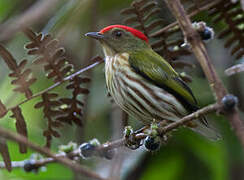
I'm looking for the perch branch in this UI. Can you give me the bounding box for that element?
[164,0,244,148]
[0,126,106,180]
[0,103,220,172]
[99,103,220,152]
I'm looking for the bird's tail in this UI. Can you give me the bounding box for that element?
[191,118,221,140]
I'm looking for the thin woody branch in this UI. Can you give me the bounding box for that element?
[164,0,244,148]
[0,149,80,169]
[0,0,242,177]
[164,0,227,102]
[0,56,103,119]
[0,103,220,172]
[151,0,221,37]
[0,126,106,180]
[159,103,220,134]
[225,64,244,76]
[99,103,220,152]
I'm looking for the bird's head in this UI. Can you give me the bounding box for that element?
[85,25,150,56]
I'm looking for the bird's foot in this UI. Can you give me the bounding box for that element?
[123,126,142,150]
[143,122,162,151]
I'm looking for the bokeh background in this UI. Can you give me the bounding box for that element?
[0,0,243,180]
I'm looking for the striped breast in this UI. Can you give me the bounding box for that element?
[105,52,188,124]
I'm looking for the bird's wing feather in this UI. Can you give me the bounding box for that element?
[128,49,198,113]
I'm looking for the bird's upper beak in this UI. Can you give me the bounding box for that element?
[85,32,104,40]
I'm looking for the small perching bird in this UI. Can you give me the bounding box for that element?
[85,25,219,140]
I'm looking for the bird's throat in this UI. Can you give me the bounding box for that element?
[101,43,117,57]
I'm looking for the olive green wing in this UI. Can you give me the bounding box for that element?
[128,49,198,113]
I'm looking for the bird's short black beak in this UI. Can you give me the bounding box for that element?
[85,32,104,40]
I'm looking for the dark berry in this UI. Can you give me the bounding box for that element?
[199,28,213,40]
[144,136,160,151]
[23,160,38,172]
[221,94,238,111]
[79,143,96,158]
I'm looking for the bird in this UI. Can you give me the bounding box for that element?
[85,25,219,140]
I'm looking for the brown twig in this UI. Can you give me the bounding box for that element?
[225,64,244,76]
[160,103,220,133]
[0,103,220,173]
[151,0,221,37]
[98,103,220,152]
[164,0,244,148]
[0,149,80,169]
[165,0,227,101]
[2,57,103,117]
[0,126,106,180]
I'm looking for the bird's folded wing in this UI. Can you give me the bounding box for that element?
[128,49,198,113]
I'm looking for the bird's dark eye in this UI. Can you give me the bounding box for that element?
[113,30,123,38]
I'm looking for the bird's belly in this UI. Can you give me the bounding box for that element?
[105,54,187,124]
